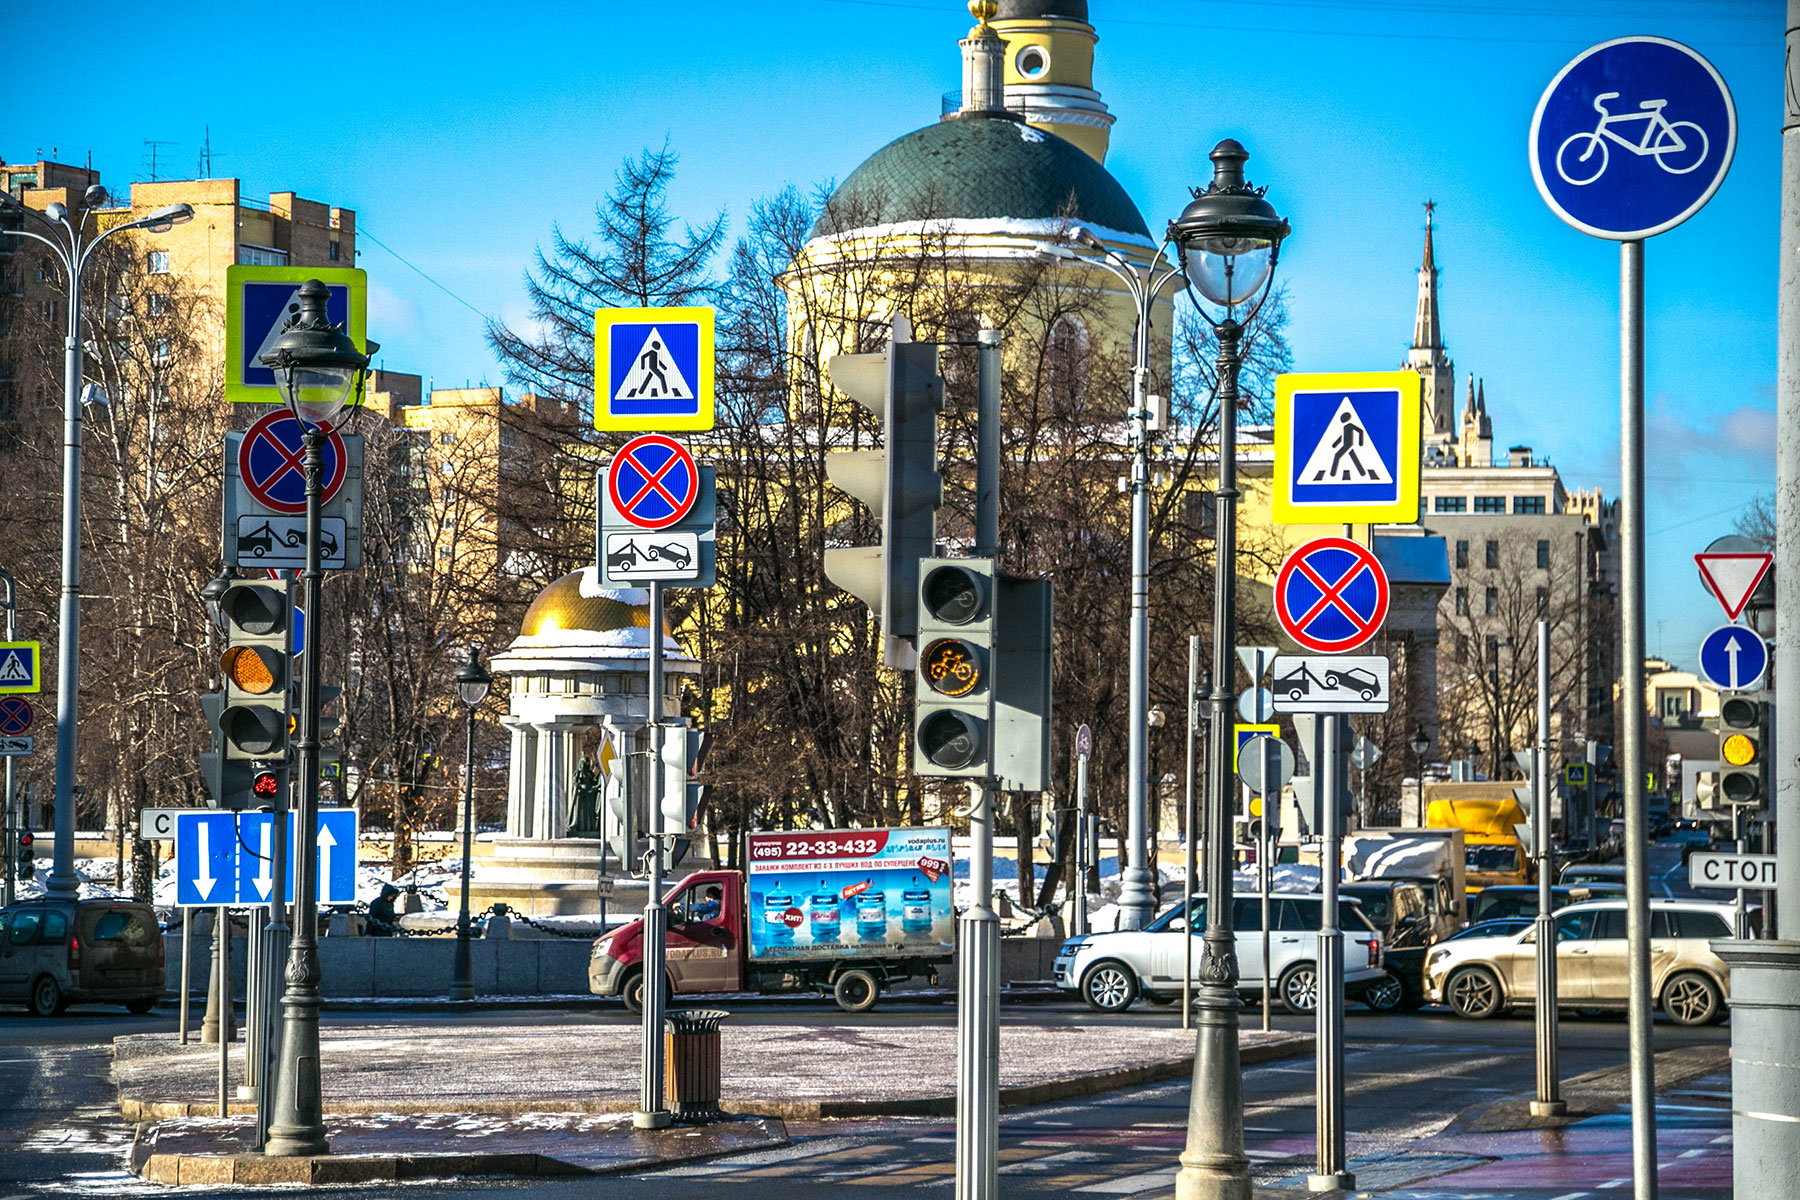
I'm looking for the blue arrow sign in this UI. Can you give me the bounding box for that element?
[237,812,278,905]
[1530,37,1736,241]
[174,812,239,907]
[1698,624,1767,692]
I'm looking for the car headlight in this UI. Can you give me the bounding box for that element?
[593,936,614,959]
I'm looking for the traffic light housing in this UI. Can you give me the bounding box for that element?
[1719,696,1769,808]
[660,726,709,868]
[16,829,32,881]
[202,579,292,810]
[823,321,944,670]
[912,557,1053,789]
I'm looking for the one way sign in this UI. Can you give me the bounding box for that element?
[173,809,359,906]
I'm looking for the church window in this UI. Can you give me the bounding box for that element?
[1015,44,1050,79]
[1434,496,1464,513]
[1474,496,1505,513]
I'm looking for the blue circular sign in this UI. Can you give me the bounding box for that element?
[607,434,698,530]
[238,412,347,515]
[1697,623,1767,693]
[1530,37,1735,240]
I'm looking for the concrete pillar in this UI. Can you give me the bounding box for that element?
[1714,941,1800,1194]
[533,721,571,842]
[503,720,533,837]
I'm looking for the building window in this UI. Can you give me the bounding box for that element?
[239,244,289,267]
[153,337,170,361]
[1485,587,1499,615]
[1455,540,1468,569]
[147,293,169,317]
[1537,539,1550,569]
[1474,496,1506,513]
[1455,588,1468,615]
[1045,314,1088,416]
[1015,44,1050,79]
[1661,693,1689,719]
[1485,540,1499,569]
[328,241,340,261]
[1536,587,1548,615]
[1514,495,1546,514]
[38,299,57,324]
[1434,495,1465,513]
[147,250,170,274]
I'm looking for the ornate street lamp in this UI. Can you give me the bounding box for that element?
[260,280,375,1157]
[449,647,492,1002]
[1167,139,1288,1200]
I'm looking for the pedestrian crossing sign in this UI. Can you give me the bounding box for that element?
[593,306,714,431]
[0,642,41,694]
[223,266,368,404]
[1272,370,1421,525]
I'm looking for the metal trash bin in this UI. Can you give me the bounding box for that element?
[664,1009,730,1121]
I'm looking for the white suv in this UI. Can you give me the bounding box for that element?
[1054,893,1385,1014]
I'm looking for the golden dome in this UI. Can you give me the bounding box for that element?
[517,570,658,639]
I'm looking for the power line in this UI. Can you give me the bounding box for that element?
[356,225,493,324]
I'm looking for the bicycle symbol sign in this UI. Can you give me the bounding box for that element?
[1531,36,1736,240]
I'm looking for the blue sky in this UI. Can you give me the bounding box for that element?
[3,0,1783,668]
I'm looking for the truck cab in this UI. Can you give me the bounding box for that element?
[590,870,744,1008]
[1425,787,1534,892]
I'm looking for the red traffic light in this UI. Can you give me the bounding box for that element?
[251,770,280,799]
[18,831,32,847]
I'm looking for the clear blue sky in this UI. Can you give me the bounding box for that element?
[4,0,1784,668]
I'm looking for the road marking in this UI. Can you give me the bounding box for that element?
[1075,1168,1178,1193]
[1547,1192,1592,1200]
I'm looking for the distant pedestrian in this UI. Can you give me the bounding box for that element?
[369,884,400,937]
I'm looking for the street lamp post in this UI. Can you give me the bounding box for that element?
[1167,139,1289,1200]
[0,187,192,901]
[259,280,376,1157]
[450,647,492,1003]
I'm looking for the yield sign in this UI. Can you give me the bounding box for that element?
[607,434,699,530]
[238,412,348,515]
[1695,552,1771,620]
[1273,537,1390,654]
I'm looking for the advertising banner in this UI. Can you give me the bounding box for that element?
[744,827,953,962]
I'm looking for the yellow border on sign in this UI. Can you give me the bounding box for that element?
[0,641,42,694]
[593,306,716,432]
[1272,370,1422,525]
[225,266,369,404]
[1233,723,1280,771]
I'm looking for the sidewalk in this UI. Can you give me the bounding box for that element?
[115,1020,1312,1121]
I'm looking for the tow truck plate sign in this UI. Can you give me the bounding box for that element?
[1269,654,1391,714]
[1688,851,1776,891]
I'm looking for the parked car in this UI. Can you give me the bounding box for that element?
[0,899,164,1016]
[1444,917,1533,942]
[1424,899,1735,1025]
[1468,885,1572,926]
[1559,863,1626,889]
[1339,881,1432,1011]
[1053,893,1384,1015]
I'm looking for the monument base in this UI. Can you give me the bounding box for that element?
[469,837,715,916]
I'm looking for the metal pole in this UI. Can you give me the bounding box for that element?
[1119,293,1156,930]
[179,913,192,1044]
[1776,0,1800,945]
[241,916,260,1100]
[1176,318,1250,1200]
[1261,738,1273,1035]
[450,703,476,1001]
[266,425,330,1156]
[1618,238,1658,1200]
[1310,714,1352,1191]
[1074,750,1089,938]
[1,567,14,910]
[1183,637,1199,1029]
[975,329,1001,559]
[203,906,225,1043]
[1533,621,1566,1117]
[46,249,83,903]
[257,715,292,1150]
[635,580,671,1129]
[956,778,999,1200]
[218,907,231,1117]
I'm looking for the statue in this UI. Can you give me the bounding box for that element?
[569,756,602,837]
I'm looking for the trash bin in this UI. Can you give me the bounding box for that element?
[664,1009,730,1121]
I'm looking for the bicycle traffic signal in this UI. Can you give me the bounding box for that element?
[1718,696,1770,808]
[202,579,292,810]
[823,318,944,670]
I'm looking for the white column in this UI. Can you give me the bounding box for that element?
[533,721,570,842]
[502,720,532,837]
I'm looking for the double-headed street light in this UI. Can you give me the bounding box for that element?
[1167,139,1288,1200]
[260,279,375,1158]
[0,187,192,901]
[450,647,492,1003]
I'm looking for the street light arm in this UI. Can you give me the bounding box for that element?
[0,223,75,268]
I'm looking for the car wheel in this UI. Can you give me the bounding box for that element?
[1081,961,1138,1013]
[1363,971,1404,1012]
[29,975,64,1018]
[620,971,668,1015]
[1661,971,1723,1027]
[833,969,880,1014]
[125,998,157,1015]
[1445,966,1503,1019]
[1278,963,1319,1015]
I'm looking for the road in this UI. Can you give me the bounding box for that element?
[0,999,1730,1199]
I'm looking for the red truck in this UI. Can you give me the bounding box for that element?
[588,828,955,1013]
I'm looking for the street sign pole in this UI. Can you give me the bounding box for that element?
[1075,724,1092,939]
[1310,712,1352,1192]
[1532,621,1567,1118]
[1261,735,1274,1036]
[635,579,671,1130]
[956,777,1001,1200]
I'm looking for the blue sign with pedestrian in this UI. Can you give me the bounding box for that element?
[592,306,716,432]
[1530,36,1736,240]
[240,281,351,390]
[1290,391,1400,505]
[174,812,239,907]
[1698,623,1767,693]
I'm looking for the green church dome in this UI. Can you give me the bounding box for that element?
[815,113,1150,240]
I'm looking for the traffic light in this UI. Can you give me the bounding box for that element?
[660,726,709,868]
[202,579,292,810]
[16,830,32,881]
[823,319,944,670]
[1719,696,1769,808]
[602,729,637,866]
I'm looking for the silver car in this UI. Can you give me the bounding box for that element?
[1424,898,1733,1025]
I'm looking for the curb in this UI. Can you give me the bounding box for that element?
[119,1035,1314,1123]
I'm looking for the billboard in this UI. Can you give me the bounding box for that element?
[744,827,953,962]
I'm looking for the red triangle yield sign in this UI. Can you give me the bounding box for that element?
[1694,552,1772,620]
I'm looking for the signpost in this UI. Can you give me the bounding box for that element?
[597,456,717,589]
[172,809,358,907]
[593,307,715,432]
[224,419,364,571]
[0,698,31,735]
[1697,624,1769,693]
[1531,38,1736,1200]
[1074,723,1091,939]
[1273,538,1390,654]
[1271,371,1422,525]
[1688,851,1776,891]
[1270,655,1391,714]
[0,736,31,757]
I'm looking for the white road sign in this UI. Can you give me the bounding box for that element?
[0,735,32,756]
[1237,735,1295,794]
[1688,851,1775,890]
[139,807,196,840]
[603,531,702,581]
[234,516,348,570]
[1270,655,1391,714]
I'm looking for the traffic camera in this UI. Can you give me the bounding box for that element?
[1718,696,1769,808]
[823,319,944,670]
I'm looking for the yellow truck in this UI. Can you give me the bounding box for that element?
[1424,784,1533,893]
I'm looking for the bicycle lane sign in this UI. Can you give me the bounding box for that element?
[1530,36,1735,240]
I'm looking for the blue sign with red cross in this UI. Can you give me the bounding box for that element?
[237,412,348,515]
[1273,537,1390,655]
[607,434,699,530]
[0,697,31,735]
